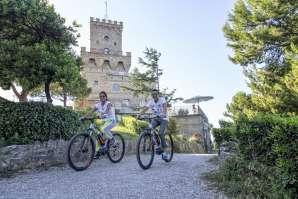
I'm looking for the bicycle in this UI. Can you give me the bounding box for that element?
[136,114,174,170]
[67,117,125,171]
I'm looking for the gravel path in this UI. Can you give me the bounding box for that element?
[0,154,227,199]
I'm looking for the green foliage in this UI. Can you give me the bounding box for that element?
[212,127,236,149]
[116,115,148,135]
[236,114,298,193]
[223,0,297,67]
[212,120,235,148]
[223,0,298,117]
[167,118,179,135]
[123,47,182,104]
[211,114,298,198]
[213,1,298,197]
[207,156,292,199]
[0,101,80,146]
[0,0,80,102]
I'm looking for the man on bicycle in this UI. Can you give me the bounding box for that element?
[140,89,168,156]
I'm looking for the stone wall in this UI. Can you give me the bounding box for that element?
[0,138,204,175]
[0,140,68,176]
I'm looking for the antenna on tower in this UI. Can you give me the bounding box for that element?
[104,0,108,19]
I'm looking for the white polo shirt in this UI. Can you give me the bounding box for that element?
[146,97,168,120]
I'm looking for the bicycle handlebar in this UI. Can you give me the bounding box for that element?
[79,116,98,122]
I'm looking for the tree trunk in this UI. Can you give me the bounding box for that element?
[19,91,28,102]
[45,81,53,104]
[11,83,28,102]
[63,92,67,107]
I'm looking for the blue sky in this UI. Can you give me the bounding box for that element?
[0,0,250,127]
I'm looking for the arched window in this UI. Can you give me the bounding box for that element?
[104,35,109,41]
[102,60,111,70]
[93,80,99,87]
[89,58,96,66]
[116,61,125,71]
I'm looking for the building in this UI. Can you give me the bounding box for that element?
[79,17,137,112]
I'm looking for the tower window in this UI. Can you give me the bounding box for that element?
[104,35,109,41]
[102,60,111,70]
[114,42,117,46]
[112,83,120,92]
[89,58,96,66]
[93,80,99,86]
[122,99,130,107]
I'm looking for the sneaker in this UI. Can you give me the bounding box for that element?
[155,146,163,155]
[161,152,169,161]
[94,150,101,159]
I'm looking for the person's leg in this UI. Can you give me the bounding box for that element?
[101,119,116,140]
[150,118,164,154]
[150,118,159,130]
[158,118,168,149]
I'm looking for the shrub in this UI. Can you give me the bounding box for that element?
[210,114,298,197]
[236,114,298,195]
[117,115,148,134]
[0,101,80,146]
[212,125,236,148]
[167,117,179,135]
[207,156,292,198]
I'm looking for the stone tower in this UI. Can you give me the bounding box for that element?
[79,17,136,112]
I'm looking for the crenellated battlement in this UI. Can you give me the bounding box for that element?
[90,17,123,28]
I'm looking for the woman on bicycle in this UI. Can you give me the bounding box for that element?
[84,91,116,151]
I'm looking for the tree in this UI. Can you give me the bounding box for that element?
[124,48,161,97]
[123,47,182,104]
[223,0,298,117]
[0,0,79,102]
[31,55,91,107]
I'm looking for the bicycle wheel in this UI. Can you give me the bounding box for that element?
[136,131,154,170]
[107,132,125,163]
[67,133,95,171]
[162,134,174,162]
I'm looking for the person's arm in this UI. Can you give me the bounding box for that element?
[139,106,149,115]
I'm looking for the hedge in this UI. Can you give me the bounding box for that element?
[236,114,298,195]
[0,101,80,146]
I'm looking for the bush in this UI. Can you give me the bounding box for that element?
[210,114,298,198]
[207,156,292,198]
[167,117,179,135]
[117,115,148,134]
[236,114,298,195]
[0,101,80,146]
[212,124,236,148]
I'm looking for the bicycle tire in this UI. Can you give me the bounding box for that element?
[107,132,125,163]
[67,133,95,171]
[163,134,174,162]
[136,132,155,170]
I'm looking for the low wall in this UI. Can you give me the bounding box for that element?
[0,138,204,175]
